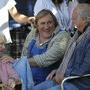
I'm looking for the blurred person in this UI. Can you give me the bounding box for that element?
[0,33,19,90]
[0,0,34,43]
[0,33,34,90]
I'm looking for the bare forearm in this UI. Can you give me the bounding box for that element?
[9,6,35,25]
[13,13,29,24]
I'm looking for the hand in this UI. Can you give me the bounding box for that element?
[0,55,14,63]
[28,17,35,25]
[8,78,16,88]
[53,70,64,84]
[4,78,15,88]
[46,69,57,80]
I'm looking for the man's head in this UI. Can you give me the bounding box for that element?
[72,4,90,33]
[0,33,7,57]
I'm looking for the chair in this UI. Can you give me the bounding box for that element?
[61,74,90,90]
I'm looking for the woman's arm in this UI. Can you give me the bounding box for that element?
[30,31,70,67]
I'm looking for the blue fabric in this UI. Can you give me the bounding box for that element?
[28,39,59,84]
[32,80,57,90]
[28,39,52,84]
[47,82,79,90]
[28,39,48,57]
[31,66,54,85]
[12,56,34,90]
[32,80,79,90]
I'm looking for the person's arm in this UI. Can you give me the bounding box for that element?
[46,68,64,84]
[28,57,39,67]
[29,31,70,67]
[0,55,14,63]
[53,69,64,84]
[46,69,57,80]
[9,6,35,24]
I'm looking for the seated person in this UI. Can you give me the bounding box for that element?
[0,33,34,90]
[0,33,19,90]
[22,9,71,85]
[31,4,90,90]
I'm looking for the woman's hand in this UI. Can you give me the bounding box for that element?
[53,70,64,84]
[0,55,14,63]
[28,16,35,25]
[46,69,57,80]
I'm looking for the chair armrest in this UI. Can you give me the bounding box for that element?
[61,74,90,90]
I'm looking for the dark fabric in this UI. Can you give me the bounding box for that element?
[28,0,36,16]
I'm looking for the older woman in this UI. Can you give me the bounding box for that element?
[22,9,71,84]
[0,33,34,90]
[0,33,19,90]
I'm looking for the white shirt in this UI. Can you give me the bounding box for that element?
[0,0,16,43]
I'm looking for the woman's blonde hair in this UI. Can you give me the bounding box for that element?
[0,33,7,43]
[35,9,58,27]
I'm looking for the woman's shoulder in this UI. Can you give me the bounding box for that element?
[53,31,71,43]
[57,30,70,37]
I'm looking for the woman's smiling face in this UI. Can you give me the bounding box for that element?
[37,14,56,39]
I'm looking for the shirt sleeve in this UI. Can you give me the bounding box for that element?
[7,0,16,10]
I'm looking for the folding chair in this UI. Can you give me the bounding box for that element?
[61,74,90,90]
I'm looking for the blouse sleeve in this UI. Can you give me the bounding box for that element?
[7,0,16,10]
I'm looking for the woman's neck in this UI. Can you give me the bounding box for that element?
[39,36,49,44]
